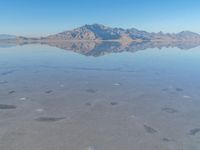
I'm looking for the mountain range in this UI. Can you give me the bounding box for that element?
[44,24,200,41]
[1,24,200,42]
[1,24,200,57]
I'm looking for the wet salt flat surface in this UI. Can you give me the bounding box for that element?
[0,44,200,150]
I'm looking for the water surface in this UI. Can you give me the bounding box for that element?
[0,42,200,150]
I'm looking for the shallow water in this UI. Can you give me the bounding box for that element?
[0,43,200,150]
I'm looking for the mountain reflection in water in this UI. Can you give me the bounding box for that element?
[1,40,200,56]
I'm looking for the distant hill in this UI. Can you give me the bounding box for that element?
[45,24,200,41]
[0,34,16,40]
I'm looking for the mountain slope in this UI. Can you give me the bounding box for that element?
[1,24,200,42]
[45,24,200,41]
[47,24,125,40]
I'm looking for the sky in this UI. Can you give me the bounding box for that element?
[0,0,200,36]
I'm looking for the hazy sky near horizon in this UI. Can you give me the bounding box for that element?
[1,0,200,36]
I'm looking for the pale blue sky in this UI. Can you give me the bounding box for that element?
[0,0,200,36]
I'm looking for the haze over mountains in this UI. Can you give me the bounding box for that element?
[1,24,200,41]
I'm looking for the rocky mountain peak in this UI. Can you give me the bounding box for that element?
[4,24,200,42]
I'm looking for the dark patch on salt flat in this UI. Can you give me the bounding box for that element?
[35,117,66,122]
[85,102,92,106]
[144,125,158,134]
[45,90,53,94]
[0,104,17,109]
[1,70,15,76]
[110,102,118,106]
[86,89,97,93]
[176,88,184,92]
[162,138,171,142]
[162,88,168,91]
[162,107,178,114]
[162,87,184,92]
[8,90,15,94]
[189,128,200,135]
[0,81,8,84]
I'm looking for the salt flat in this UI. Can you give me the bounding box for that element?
[0,43,200,150]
